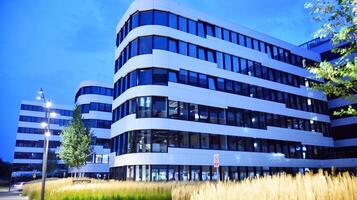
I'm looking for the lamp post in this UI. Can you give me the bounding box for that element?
[36,88,55,200]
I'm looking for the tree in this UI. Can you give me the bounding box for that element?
[304,0,357,116]
[59,105,92,178]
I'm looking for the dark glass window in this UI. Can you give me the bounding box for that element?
[137,97,152,118]
[232,56,239,72]
[152,97,167,118]
[188,71,198,86]
[217,78,225,91]
[131,12,139,29]
[198,105,208,122]
[226,80,233,93]
[168,100,179,119]
[233,82,242,95]
[139,10,153,26]
[253,39,259,51]
[188,19,197,35]
[153,10,168,26]
[211,135,220,149]
[189,104,199,121]
[197,21,205,37]
[227,110,236,125]
[178,41,188,55]
[138,69,152,85]
[179,102,189,120]
[153,36,168,50]
[130,39,138,58]
[188,44,197,58]
[129,71,137,87]
[139,36,153,54]
[199,74,208,88]
[179,69,188,84]
[169,13,178,29]
[247,61,255,76]
[223,29,230,41]
[206,23,214,36]
[201,134,210,149]
[190,133,200,149]
[207,49,215,62]
[178,16,187,32]
[216,52,224,69]
[169,39,178,53]
[215,26,222,39]
[152,130,167,152]
[224,54,232,71]
[153,68,167,85]
[255,63,262,78]
[240,58,247,74]
[198,47,206,60]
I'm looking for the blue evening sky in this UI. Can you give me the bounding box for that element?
[0,0,320,162]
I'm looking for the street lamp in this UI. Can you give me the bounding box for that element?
[36,88,56,200]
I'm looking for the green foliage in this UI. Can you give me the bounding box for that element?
[59,105,92,171]
[304,0,357,116]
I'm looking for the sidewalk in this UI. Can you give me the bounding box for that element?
[0,188,28,200]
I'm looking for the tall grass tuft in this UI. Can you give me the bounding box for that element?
[23,170,356,200]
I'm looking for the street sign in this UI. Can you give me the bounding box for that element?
[213,154,219,168]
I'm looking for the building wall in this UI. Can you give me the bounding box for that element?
[110,0,356,181]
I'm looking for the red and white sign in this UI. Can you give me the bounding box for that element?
[213,154,219,168]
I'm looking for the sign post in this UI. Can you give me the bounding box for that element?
[213,154,220,181]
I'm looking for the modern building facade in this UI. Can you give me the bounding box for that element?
[109,0,357,181]
[74,81,113,178]
[12,81,113,180]
[12,100,72,181]
[301,38,357,166]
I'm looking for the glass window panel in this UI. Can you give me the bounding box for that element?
[179,69,188,84]
[189,104,199,121]
[130,39,138,57]
[168,100,179,119]
[169,39,178,53]
[153,68,168,85]
[188,19,197,35]
[152,97,167,118]
[152,131,167,152]
[189,71,198,86]
[253,39,259,51]
[210,135,220,149]
[232,56,239,73]
[137,96,152,118]
[207,49,215,62]
[168,13,177,29]
[198,105,208,122]
[131,12,139,29]
[238,34,246,46]
[201,133,209,149]
[178,16,187,32]
[138,68,152,85]
[224,54,232,71]
[208,77,216,90]
[197,21,205,37]
[179,102,189,120]
[198,47,206,60]
[178,41,188,55]
[206,23,214,36]
[216,52,224,69]
[217,78,225,91]
[231,32,238,44]
[190,133,200,149]
[154,10,168,26]
[220,135,228,150]
[226,80,233,93]
[199,74,208,88]
[140,10,153,26]
[240,58,247,74]
[188,44,197,58]
[153,36,168,50]
[247,61,255,76]
[168,71,178,82]
[246,37,252,48]
[215,26,222,39]
[130,71,137,87]
[223,29,230,41]
[139,36,153,55]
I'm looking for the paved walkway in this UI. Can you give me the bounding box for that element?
[0,188,28,200]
